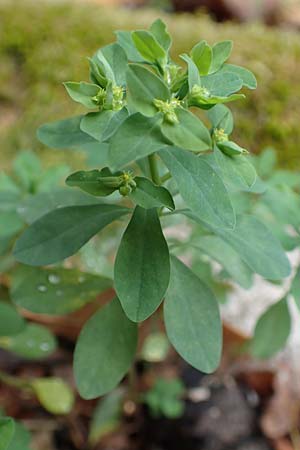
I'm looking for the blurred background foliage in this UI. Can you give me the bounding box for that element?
[0,0,300,170]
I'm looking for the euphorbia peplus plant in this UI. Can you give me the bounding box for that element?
[13,19,291,400]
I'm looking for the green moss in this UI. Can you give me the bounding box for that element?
[0,0,299,169]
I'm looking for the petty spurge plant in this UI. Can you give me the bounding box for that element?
[12,19,293,401]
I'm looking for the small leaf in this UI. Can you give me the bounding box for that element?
[161,108,211,152]
[115,206,170,322]
[164,256,222,373]
[219,64,257,89]
[115,31,144,62]
[129,177,175,210]
[132,30,167,65]
[31,378,74,415]
[13,150,41,191]
[80,110,114,141]
[207,104,234,134]
[74,298,137,399]
[191,40,212,75]
[149,19,172,52]
[126,64,169,116]
[160,147,235,229]
[141,332,170,363]
[64,82,100,109]
[37,116,99,151]
[89,389,124,444]
[11,267,112,315]
[202,72,243,97]
[210,40,233,73]
[14,204,129,266]
[0,302,25,337]
[180,54,201,91]
[109,113,167,170]
[100,43,128,86]
[250,298,291,358]
[194,235,253,289]
[0,212,24,239]
[0,323,57,359]
[0,418,15,450]
[66,168,120,197]
[144,377,185,419]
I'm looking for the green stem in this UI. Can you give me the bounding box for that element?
[160,172,172,183]
[0,370,32,391]
[148,154,161,185]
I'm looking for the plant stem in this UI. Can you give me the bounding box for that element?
[148,154,161,185]
[160,172,172,183]
[0,370,32,391]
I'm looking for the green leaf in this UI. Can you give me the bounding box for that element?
[37,116,99,152]
[13,150,41,191]
[0,191,20,213]
[207,104,234,134]
[115,31,144,62]
[0,418,15,450]
[213,148,257,190]
[160,147,235,229]
[129,177,175,210]
[144,377,185,419]
[161,108,211,152]
[31,378,74,415]
[19,188,100,224]
[180,54,201,91]
[0,173,20,194]
[250,298,291,358]
[191,40,212,75]
[149,19,172,52]
[6,422,31,450]
[202,72,243,97]
[126,64,169,116]
[80,110,114,141]
[132,30,167,65]
[64,82,100,109]
[0,302,25,337]
[115,206,170,322]
[89,389,124,444]
[291,267,300,310]
[219,64,257,89]
[38,165,70,192]
[141,332,170,363]
[0,323,57,359]
[262,186,300,230]
[187,213,291,280]
[74,298,137,399]
[102,107,129,142]
[66,168,120,197]
[210,40,233,73]
[164,256,222,373]
[109,113,167,170]
[0,212,24,239]
[11,267,112,315]
[194,235,253,289]
[100,43,128,86]
[14,204,129,266]
[254,147,277,179]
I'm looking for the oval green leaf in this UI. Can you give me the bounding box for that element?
[31,378,74,415]
[129,177,175,210]
[0,302,25,337]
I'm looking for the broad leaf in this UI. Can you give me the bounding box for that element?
[102,107,129,142]
[207,104,234,134]
[213,148,257,190]
[132,30,166,65]
[126,64,169,116]
[0,323,57,359]
[187,213,291,280]
[114,206,170,322]
[191,40,212,75]
[160,147,235,229]
[0,302,25,336]
[0,418,15,450]
[149,19,172,52]
[14,204,129,265]
[11,267,111,315]
[195,235,253,289]
[219,64,257,89]
[201,72,243,97]
[129,177,175,210]
[164,256,222,373]
[74,298,137,399]
[37,116,99,151]
[161,108,211,152]
[32,378,74,415]
[109,113,167,170]
[80,110,114,141]
[115,31,144,62]
[210,40,233,73]
[64,81,100,109]
[100,43,128,86]
[250,298,291,358]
